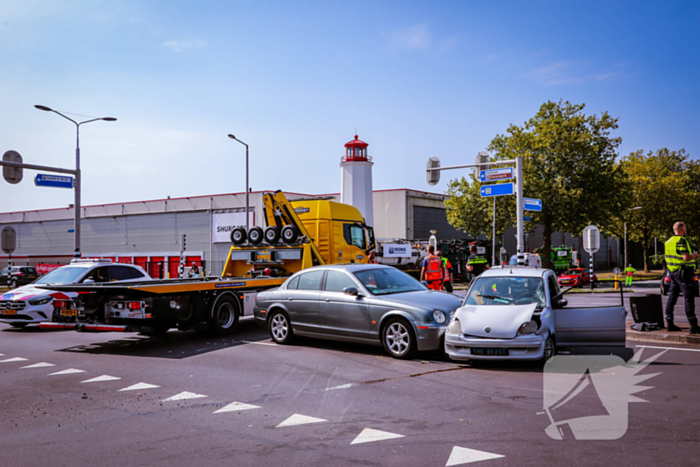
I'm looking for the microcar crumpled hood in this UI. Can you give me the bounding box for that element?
[454,303,537,339]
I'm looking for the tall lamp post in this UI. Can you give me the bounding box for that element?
[624,206,643,267]
[227,134,249,232]
[35,105,117,258]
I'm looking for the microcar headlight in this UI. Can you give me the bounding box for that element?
[518,321,537,335]
[28,297,52,306]
[447,319,461,334]
[433,310,446,324]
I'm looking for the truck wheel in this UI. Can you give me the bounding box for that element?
[208,295,239,336]
[281,225,299,244]
[231,227,247,245]
[248,226,264,245]
[268,310,294,344]
[264,226,280,244]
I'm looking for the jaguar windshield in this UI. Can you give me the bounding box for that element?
[353,268,426,295]
[465,276,546,307]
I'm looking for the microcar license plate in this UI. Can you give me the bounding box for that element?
[60,310,79,316]
[2,310,16,315]
[471,348,509,356]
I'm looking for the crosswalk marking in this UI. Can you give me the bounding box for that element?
[163,391,207,402]
[21,362,55,369]
[118,382,160,392]
[446,446,505,465]
[0,357,28,363]
[350,428,405,445]
[276,414,327,428]
[48,368,86,375]
[213,401,261,414]
[82,375,121,383]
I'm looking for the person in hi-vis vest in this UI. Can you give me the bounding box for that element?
[420,245,445,291]
[664,222,699,334]
[623,264,636,287]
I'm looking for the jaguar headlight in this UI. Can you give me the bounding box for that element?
[433,310,446,324]
[28,297,52,306]
[447,319,461,334]
[518,321,537,335]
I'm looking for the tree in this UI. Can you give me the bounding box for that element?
[609,149,698,271]
[446,100,626,268]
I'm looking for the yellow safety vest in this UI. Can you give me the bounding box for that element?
[664,236,694,272]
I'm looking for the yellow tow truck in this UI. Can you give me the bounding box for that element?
[42,191,375,335]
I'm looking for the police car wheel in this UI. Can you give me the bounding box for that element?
[382,318,416,359]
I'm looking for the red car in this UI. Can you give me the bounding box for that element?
[558,268,597,288]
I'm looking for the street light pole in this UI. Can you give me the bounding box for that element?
[35,105,116,258]
[227,135,250,232]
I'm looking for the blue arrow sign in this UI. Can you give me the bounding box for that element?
[480,183,514,198]
[523,216,531,221]
[524,198,542,212]
[479,168,513,182]
[34,174,74,189]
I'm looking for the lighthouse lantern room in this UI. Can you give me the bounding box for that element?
[340,135,374,227]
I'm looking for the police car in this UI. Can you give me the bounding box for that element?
[0,259,151,328]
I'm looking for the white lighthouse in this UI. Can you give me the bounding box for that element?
[340,134,374,227]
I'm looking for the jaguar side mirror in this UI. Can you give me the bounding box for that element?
[343,286,361,297]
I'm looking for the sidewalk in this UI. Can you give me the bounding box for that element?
[626,322,700,345]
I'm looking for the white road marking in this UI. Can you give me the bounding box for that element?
[118,382,160,392]
[163,391,208,402]
[81,375,121,383]
[48,368,86,375]
[0,357,28,363]
[446,446,505,465]
[21,362,55,369]
[636,345,700,353]
[350,428,405,445]
[324,383,355,391]
[242,340,277,346]
[276,414,327,428]
[213,401,261,414]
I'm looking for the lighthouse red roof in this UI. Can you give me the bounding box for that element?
[344,135,368,148]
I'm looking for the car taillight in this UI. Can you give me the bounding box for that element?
[127,302,142,310]
[664,277,670,283]
[16,273,24,276]
[54,301,66,308]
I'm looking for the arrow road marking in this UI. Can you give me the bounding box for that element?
[81,375,121,383]
[213,402,261,414]
[21,362,55,369]
[446,446,505,466]
[118,382,160,392]
[0,357,28,363]
[276,414,327,428]
[350,428,405,445]
[163,391,208,402]
[324,383,355,391]
[48,368,86,375]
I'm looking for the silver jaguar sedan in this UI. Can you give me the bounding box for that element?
[253,264,463,359]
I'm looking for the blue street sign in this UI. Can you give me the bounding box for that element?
[479,168,513,182]
[34,174,74,189]
[524,198,542,212]
[480,183,514,198]
[67,229,75,233]
[523,216,531,221]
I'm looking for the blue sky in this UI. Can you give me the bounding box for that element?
[1,0,699,212]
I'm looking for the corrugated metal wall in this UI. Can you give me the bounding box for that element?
[412,206,469,240]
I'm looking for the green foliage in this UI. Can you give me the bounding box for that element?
[445,100,625,268]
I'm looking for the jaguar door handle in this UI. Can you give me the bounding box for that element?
[287,297,293,301]
[324,298,331,302]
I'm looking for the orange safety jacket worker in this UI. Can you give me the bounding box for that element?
[425,255,444,282]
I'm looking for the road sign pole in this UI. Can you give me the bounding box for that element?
[590,252,594,290]
[516,156,524,266]
[492,197,497,267]
[74,140,81,258]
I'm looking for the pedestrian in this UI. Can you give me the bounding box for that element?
[420,245,445,291]
[623,264,636,287]
[368,250,377,264]
[189,262,200,278]
[664,222,700,334]
[438,250,453,293]
[466,245,489,281]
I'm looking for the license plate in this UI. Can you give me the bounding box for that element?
[471,348,509,356]
[60,310,78,316]
[561,280,570,284]
[2,310,16,315]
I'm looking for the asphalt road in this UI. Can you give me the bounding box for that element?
[1,294,699,467]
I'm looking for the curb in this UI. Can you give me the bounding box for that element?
[567,289,632,294]
[626,329,700,345]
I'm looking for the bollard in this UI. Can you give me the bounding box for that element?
[614,274,618,290]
